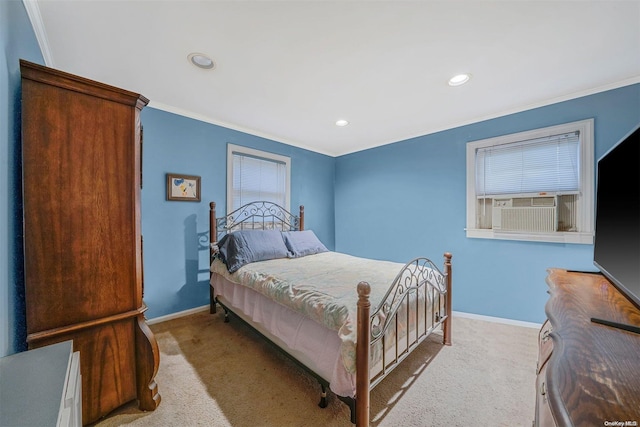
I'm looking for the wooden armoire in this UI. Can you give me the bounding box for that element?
[20,60,160,424]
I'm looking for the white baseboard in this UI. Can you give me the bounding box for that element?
[146,305,210,325]
[146,305,542,329]
[453,310,542,329]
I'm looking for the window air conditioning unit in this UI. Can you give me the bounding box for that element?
[492,196,557,232]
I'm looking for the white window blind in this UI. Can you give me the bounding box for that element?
[231,151,287,211]
[466,119,594,244]
[475,132,580,196]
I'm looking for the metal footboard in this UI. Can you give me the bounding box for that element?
[356,253,452,426]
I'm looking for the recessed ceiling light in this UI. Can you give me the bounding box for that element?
[448,73,471,86]
[335,119,349,127]
[188,53,215,70]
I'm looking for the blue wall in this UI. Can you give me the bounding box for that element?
[140,108,336,318]
[335,84,640,323]
[1,0,45,357]
[2,0,639,356]
[0,3,335,353]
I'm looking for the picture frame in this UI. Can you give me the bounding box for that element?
[166,173,201,202]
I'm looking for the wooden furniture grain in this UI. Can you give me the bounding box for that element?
[0,341,81,427]
[535,269,640,426]
[20,59,160,425]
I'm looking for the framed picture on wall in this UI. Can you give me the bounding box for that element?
[166,173,201,202]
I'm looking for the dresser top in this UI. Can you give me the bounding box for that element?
[0,340,73,426]
[545,269,640,425]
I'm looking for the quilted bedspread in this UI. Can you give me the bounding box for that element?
[210,251,417,373]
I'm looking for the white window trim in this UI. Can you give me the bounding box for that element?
[465,119,594,244]
[226,144,291,214]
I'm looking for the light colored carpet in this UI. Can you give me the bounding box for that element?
[93,311,538,427]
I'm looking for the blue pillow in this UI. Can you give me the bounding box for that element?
[218,230,290,273]
[282,230,328,258]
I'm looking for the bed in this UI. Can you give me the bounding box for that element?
[208,201,452,426]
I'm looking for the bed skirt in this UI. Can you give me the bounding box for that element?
[212,274,357,397]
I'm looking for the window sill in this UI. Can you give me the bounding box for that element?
[465,228,594,244]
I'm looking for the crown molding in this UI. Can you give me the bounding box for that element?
[22,0,55,67]
[148,100,336,157]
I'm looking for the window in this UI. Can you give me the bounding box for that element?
[227,144,291,213]
[466,119,594,244]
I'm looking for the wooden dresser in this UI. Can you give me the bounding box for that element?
[21,60,160,424]
[535,269,640,426]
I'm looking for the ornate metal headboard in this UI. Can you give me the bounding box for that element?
[209,201,304,245]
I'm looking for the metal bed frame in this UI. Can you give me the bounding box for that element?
[208,201,452,426]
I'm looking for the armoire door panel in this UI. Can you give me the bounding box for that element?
[23,83,138,330]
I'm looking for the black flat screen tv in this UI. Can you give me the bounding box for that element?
[593,122,640,310]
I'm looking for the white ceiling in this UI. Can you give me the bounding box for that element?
[26,1,640,156]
